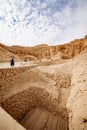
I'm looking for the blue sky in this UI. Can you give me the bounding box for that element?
[0,0,87,46]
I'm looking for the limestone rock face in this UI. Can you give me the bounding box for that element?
[0,107,26,130]
[67,49,87,130]
[0,35,87,129]
[0,35,86,61]
[0,43,21,62]
[13,35,87,58]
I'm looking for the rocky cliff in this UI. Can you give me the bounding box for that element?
[0,35,87,62]
[0,35,87,130]
[0,43,21,62]
[8,35,87,59]
[67,49,87,130]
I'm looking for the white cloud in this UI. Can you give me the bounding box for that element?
[0,0,87,46]
[60,0,87,43]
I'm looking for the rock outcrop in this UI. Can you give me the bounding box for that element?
[0,43,21,62]
[0,107,26,130]
[0,64,71,122]
[8,35,87,59]
[67,49,87,130]
[0,35,87,130]
[0,35,87,62]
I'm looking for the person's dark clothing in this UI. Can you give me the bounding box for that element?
[10,58,14,66]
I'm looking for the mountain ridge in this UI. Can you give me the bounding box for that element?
[0,35,87,62]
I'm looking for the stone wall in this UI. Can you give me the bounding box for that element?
[67,63,87,130]
[1,86,66,122]
[0,65,71,123]
[0,66,32,90]
[1,87,49,121]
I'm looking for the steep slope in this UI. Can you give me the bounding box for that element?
[7,35,87,60]
[67,48,87,130]
[0,38,87,130]
[0,35,87,62]
[0,43,21,62]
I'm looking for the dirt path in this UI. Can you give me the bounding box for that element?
[0,61,37,69]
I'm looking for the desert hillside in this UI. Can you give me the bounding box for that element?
[0,35,87,62]
[6,35,87,59]
[0,43,21,62]
[0,35,87,130]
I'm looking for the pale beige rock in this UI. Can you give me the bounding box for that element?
[0,107,26,130]
[0,35,87,130]
[0,35,87,62]
[67,50,87,130]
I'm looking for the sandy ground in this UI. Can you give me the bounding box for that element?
[0,61,38,69]
[0,49,87,129]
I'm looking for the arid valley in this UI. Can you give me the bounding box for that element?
[0,35,87,130]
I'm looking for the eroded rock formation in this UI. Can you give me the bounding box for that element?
[67,49,87,130]
[0,64,71,122]
[0,35,87,62]
[0,35,87,130]
[0,43,21,62]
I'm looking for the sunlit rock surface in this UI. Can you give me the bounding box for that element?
[67,49,87,130]
[0,35,87,130]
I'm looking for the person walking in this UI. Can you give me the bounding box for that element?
[10,56,15,66]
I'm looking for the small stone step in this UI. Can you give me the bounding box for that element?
[21,109,41,129]
[44,114,53,130]
[32,110,49,130]
[20,108,68,130]
[21,109,35,126]
[50,115,58,130]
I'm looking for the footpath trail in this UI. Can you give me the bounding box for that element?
[0,61,37,69]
